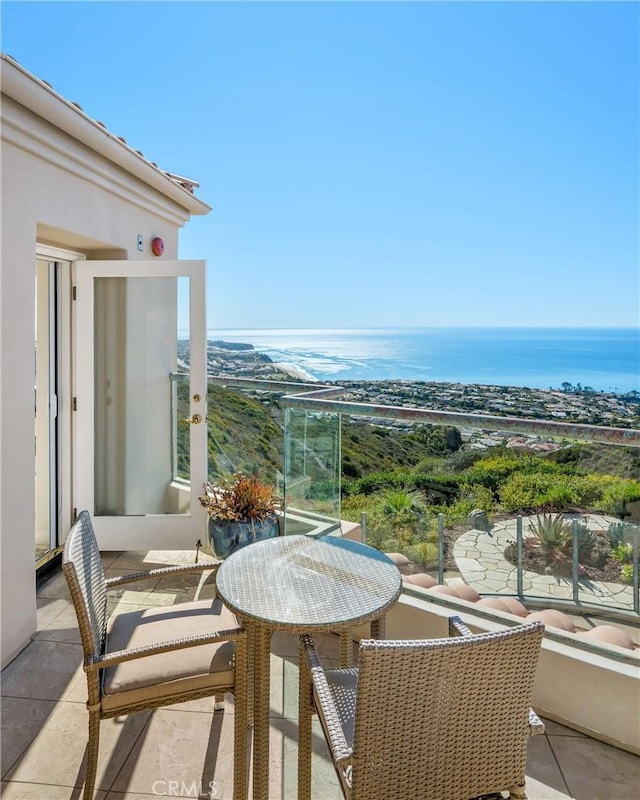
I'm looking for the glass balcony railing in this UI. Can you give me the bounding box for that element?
[171,374,341,533]
[171,372,640,621]
[283,388,640,620]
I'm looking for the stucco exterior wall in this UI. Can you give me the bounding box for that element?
[1,89,200,667]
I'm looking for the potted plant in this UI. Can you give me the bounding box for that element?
[200,472,281,557]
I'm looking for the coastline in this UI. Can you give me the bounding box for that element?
[271,362,318,383]
[192,339,640,429]
[203,327,640,395]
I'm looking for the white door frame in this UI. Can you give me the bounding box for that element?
[34,244,84,560]
[73,259,208,550]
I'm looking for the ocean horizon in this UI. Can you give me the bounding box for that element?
[199,327,640,394]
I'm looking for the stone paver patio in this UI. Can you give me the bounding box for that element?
[454,515,636,612]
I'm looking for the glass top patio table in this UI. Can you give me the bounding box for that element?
[216,534,402,800]
[216,533,402,629]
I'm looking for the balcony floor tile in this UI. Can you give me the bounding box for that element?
[4,550,639,800]
[1,783,107,799]
[549,735,640,800]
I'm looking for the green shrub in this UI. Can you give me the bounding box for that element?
[407,541,439,567]
[443,498,476,522]
[500,473,563,511]
[412,457,443,474]
[412,424,462,454]
[465,454,570,484]
[600,479,640,514]
[340,493,372,519]
[621,564,634,585]
[457,482,495,513]
[544,481,576,509]
[445,449,485,472]
[341,486,436,555]
[343,471,410,497]
[427,502,472,529]
[304,479,338,501]
[612,542,633,564]
[498,471,639,514]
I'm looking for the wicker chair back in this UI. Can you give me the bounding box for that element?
[351,623,544,800]
[62,510,108,660]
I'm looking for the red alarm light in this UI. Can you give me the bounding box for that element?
[151,237,164,256]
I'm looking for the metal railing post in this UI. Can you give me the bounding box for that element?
[572,519,580,605]
[437,513,445,584]
[516,515,524,599]
[360,511,368,545]
[633,525,639,615]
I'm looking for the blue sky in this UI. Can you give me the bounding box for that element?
[2,1,638,329]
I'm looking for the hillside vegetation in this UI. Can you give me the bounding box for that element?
[180,385,640,541]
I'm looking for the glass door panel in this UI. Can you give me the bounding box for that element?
[93,275,188,515]
[75,261,206,550]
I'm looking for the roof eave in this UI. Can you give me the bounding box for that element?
[0,54,211,216]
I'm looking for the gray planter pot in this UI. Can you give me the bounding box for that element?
[208,516,279,558]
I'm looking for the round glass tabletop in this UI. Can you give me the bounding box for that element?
[216,534,402,630]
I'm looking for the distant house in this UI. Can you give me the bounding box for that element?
[1,53,211,666]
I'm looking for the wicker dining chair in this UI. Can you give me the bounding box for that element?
[62,511,248,800]
[298,616,545,800]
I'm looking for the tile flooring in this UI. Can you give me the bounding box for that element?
[2,550,639,800]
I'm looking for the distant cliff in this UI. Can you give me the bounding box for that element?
[210,340,255,352]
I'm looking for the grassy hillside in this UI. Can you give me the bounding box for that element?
[178,384,640,527]
[206,385,283,482]
[341,422,461,478]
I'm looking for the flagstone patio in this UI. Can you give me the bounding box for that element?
[454,515,636,612]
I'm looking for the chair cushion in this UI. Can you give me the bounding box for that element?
[102,598,236,712]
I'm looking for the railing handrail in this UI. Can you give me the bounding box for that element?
[190,373,640,447]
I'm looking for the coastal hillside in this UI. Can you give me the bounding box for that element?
[185,379,640,501]
[176,343,640,534]
[206,384,283,479]
[195,382,460,483]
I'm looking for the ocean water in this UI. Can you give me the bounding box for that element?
[206,327,640,393]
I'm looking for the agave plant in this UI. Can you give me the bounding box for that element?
[608,521,629,549]
[528,513,571,556]
[608,520,638,549]
[382,490,414,515]
[573,518,594,556]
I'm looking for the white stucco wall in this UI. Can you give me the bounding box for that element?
[1,71,207,667]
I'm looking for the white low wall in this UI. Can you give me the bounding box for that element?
[352,592,640,755]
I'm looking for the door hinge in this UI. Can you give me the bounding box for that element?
[73,396,77,411]
[72,507,78,523]
[72,286,77,301]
